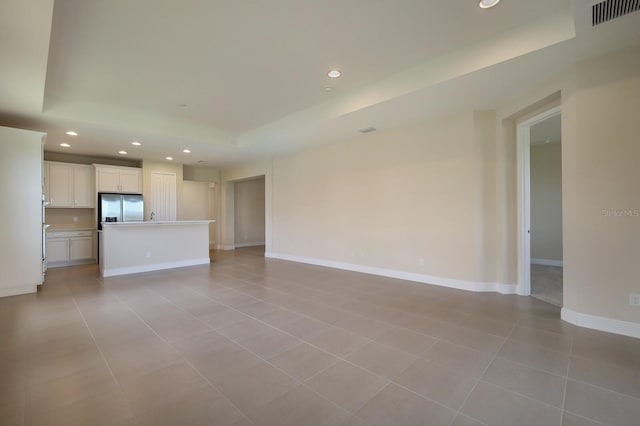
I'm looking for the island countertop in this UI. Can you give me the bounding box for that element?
[101,220,215,227]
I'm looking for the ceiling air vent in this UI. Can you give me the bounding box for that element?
[592,0,640,26]
[359,126,376,134]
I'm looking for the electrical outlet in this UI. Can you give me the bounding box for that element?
[145,251,151,258]
[419,258,425,267]
[72,216,78,223]
[630,293,640,306]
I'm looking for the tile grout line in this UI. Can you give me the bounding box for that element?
[447,321,517,426]
[110,290,257,426]
[146,284,466,419]
[20,297,35,426]
[561,409,608,426]
[97,258,628,422]
[69,293,140,424]
[143,285,385,420]
[146,284,477,419]
[154,270,593,418]
[558,333,573,426]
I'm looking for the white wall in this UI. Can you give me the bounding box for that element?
[234,178,265,247]
[0,126,45,297]
[530,143,563,262]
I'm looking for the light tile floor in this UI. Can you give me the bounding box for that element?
[1,247,639,425]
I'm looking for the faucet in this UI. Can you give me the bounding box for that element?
[150,211,155,221]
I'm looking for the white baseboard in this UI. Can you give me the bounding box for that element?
[265,252,517,295]
[531,258,563,267]
[102,258,211,278]
[562,307,640,339]
[235,242,266,248]
[0,284,36,298]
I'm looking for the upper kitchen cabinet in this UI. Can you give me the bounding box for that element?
[44,162,94,208]
[94,164,142,194]
[73,165,93,207]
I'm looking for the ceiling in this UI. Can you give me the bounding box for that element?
[1,0,639,166]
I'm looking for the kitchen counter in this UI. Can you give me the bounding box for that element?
[100,220,212,227]
[100,220,215,277]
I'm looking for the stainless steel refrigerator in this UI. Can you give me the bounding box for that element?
[97,193,144,230]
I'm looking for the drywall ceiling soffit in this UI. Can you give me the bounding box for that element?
[235,7,577,149]
[3,0,640,166]
[42,0,568,128]
[37,1,570,159]
[0,0,54,115]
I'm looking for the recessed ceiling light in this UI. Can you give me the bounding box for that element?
[65,131,78,136]
[165,156,173,161]
[118,151,127,155]
[327,69,341,78]
[479,0,500,9]
[60,143,71,148]
[183,149,191,153]
[131,141,141,146]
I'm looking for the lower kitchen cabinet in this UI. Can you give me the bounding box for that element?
[46,230,96,267]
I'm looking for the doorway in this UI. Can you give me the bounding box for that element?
[233,176,266,252]
[516,106,563,306]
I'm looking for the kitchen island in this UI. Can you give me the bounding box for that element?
[100,220,214,277]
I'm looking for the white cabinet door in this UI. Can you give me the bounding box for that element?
[73,165,93,207]
[95,166,141,193]
[47,239,70,262]
[97,168,121,192]
[48,163,74,207]
[119,169,141,193]
[70,237,93,260]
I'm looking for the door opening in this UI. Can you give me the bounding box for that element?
[232,176,266,254]
[516,106,563,302]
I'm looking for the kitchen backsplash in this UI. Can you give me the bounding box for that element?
[46,208,95,228]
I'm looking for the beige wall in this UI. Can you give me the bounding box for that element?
[0,127,44,296]
[530,143,563,261]
[217,46,640,331]
[183,180,216,246]
[234,178,265,246]
[563,47,640,323]
[46,208,95,228]
[272,112,496,284]
[183,165,220,183]
[142,160,183,221]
